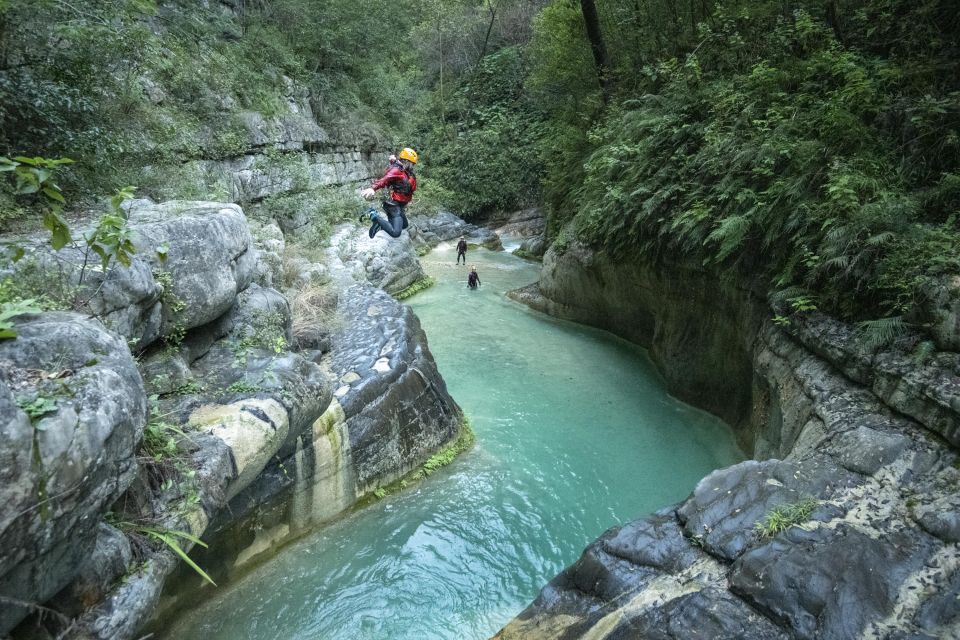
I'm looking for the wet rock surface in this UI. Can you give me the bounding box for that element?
[510,240,765,438]
[2,198,464,640]
[325,283,462,492]
[500,240,960,640]
[410,210,502,251]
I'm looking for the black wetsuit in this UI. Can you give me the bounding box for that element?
[456,239,467,264]
[468,271,481,289]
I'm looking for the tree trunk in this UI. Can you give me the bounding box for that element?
[579,0,613,102]
[478,0,498,64]
[825,0,846,45]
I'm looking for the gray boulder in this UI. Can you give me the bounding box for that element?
[495,207,546,238]
[326,283,463,492]
[515,233,547,260]
[248,219,285,289]
[48,523,133,618]
[330,223,426,295]
[3,200,258,353]
[123,200,259,339]
[0,313,146,635]
[410,210,502,251]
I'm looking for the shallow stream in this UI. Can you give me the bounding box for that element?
[163,239,743,639]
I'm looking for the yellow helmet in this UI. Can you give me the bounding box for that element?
[398,147,418,164]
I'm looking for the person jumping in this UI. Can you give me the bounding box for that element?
[360,148,418,239]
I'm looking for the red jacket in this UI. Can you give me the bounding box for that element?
[371,166,417,204]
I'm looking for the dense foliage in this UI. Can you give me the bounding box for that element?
[2,0,958,321]
[419,46,546,216]
[533,0,960,321]
[0,0,416,201]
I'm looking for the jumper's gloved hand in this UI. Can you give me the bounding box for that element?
[361,187,376,200]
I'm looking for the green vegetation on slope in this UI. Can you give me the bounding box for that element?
[554,1,960,320]
[0,0,414,202]
[405,0,960,323]
[2,0,957,324]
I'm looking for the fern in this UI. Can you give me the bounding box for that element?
[856,316,907,350]
[912,340,936,364]
[708,215,751,261]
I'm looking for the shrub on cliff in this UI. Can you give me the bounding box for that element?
[536,0,960,321]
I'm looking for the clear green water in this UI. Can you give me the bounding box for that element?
[163,240,743,640]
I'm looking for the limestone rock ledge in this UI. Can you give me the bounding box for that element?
[326,283,463,494]
[1,201,463,640]
[500,240,960,639]
[509,240,765,442]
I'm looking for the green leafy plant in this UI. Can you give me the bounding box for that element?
[231,311,287,366]
[16,395,58,422]
[153,269,187,355]
[173,380,205,397]
[856,316,907,350]
[226,380,261,394]
[754,497,818,538]
[0,156,74,252]
[142,402,191,462]
[0,299,41,340]
[139,527,217,587]
[81,186,137,283]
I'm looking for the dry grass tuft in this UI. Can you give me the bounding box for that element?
[290,282,341,345]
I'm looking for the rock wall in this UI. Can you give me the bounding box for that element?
[510,240,767,447]
[141,67,386,207]
[0,315,147,634]
[175,148,383,207]
[498,240,960,639]
[1,202,463,639]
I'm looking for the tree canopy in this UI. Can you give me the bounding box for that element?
[1,0,958,322]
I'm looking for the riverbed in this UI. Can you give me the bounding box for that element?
[162,240,743,639]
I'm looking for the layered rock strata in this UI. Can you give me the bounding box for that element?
[1,202,462,639]
[500,239,960,639]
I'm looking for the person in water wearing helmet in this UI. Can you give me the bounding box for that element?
[360,148,418,239]
[467,265,481,289]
